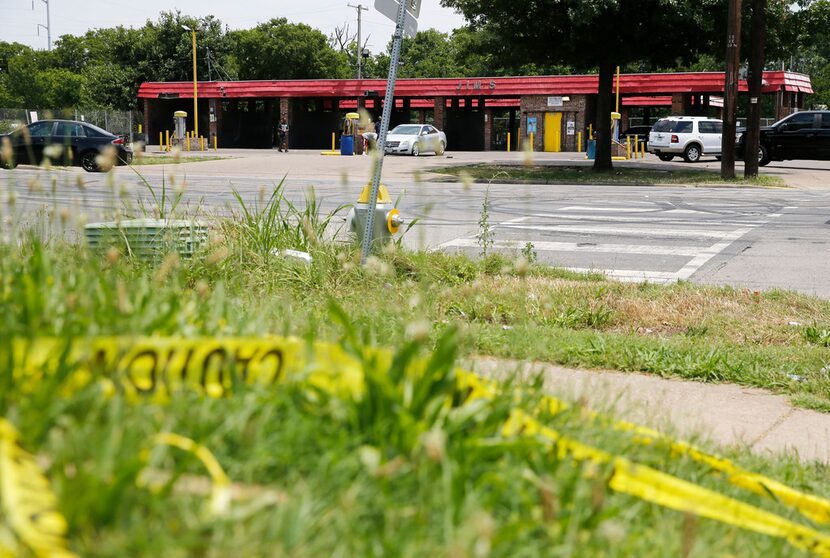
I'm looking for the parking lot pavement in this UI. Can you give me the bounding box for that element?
[131,148,830,190]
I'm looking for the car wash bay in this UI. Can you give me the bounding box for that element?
[138,72,812,152]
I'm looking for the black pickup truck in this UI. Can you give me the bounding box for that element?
[737,110,830,166]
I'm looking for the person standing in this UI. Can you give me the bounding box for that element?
[278,118,289,152]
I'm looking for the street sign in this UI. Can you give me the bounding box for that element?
[375,0,419,37]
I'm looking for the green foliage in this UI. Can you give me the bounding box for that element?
[804,324,830,347]
[2,215,830,555]
[231,18,350,81]
[81,63,137,110]
[376,29,463,78]
[228,179,348,256]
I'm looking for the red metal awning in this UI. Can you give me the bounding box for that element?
[139,71,812,100]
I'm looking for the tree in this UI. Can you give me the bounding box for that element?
[81,63,136,109]
[230,19,349,80]
[441,0,720,170]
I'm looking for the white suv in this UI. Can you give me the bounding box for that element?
[648,117,723,163]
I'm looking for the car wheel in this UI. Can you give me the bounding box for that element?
[120,152,133,165]
[80,150,99,172]
[412,142,420,157]
[657,153,674,162]
[683,144,702,163]
[758,144,771,166]
[436,141,445,156]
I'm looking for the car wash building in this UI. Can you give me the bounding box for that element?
[138,71,812,152]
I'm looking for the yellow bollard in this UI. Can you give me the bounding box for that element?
[507,132,511,153]
[331,132,336,152]
[634,136,639,158]
[165,130,170,152]
[213,135,218,151]
[200,136,205,151]
[626,136,631,159]
[159,132,163,152]
[529,132,534,151]
[578,131,582,153]
[588,124,593,140]
[138,124,143,134]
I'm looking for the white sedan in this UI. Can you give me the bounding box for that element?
[384,124,447,156]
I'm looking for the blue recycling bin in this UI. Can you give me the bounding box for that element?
[340,134,354,156]
[586,139,596,160]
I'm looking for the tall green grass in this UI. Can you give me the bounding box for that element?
[2,169,830,555]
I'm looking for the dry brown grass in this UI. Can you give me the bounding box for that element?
[432,274,830,347]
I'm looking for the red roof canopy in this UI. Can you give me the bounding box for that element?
[622,96,673,107]
[139,71,812,100]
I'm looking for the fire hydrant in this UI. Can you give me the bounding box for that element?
[347,183,404,246]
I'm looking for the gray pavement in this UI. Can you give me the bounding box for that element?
[472,357,830,463]
[2,149,830,299]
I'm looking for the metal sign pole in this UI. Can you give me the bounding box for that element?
[360,0,408,265]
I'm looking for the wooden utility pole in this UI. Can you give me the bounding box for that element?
[348,3,369,79]
[721,0,742,180]
[744,0,767,178]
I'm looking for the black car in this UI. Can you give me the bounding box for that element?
[622,125,652,150]
[737,110,830,166]
[0,119,133,172]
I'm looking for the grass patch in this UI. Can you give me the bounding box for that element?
[433,163,786,187]
[4,340,830,557]
[3,180,830,555]
[2,231,828,410]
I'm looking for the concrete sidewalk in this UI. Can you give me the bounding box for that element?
[470,357,830,464]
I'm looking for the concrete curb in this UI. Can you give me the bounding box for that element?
[468,357,830,464]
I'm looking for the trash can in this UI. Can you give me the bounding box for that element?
[587,139,597,160]
[340,134,354,156]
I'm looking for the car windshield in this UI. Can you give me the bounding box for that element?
[651,120,692,133]
[390,125,421,136]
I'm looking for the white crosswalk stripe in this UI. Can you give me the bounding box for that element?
[435,204,788,284]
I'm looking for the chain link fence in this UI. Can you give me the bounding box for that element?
[0,108,144,140]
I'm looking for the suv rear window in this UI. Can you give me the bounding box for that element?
[652,120,692,133]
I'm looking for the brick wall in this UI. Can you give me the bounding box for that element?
[519,94,588,152]
[434,96,445,129]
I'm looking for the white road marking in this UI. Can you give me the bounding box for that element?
[433,208,791,285]
[564,268,678,283]
[439,237,703,257]
[430,215,530,250]
[559,206,713,216]
[559,206,657,213]
[674,227,756,280]
[501,223,751,240]
[529,213,767,226]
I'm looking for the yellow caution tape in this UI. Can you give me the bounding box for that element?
[10,337,366,402]
[463,370,830,529]
[10,336,830,554]
[503,410,830,558]
[149,433,231,517]
[0,419,78,558]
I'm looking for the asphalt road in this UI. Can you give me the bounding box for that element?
[2,150,829,298]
